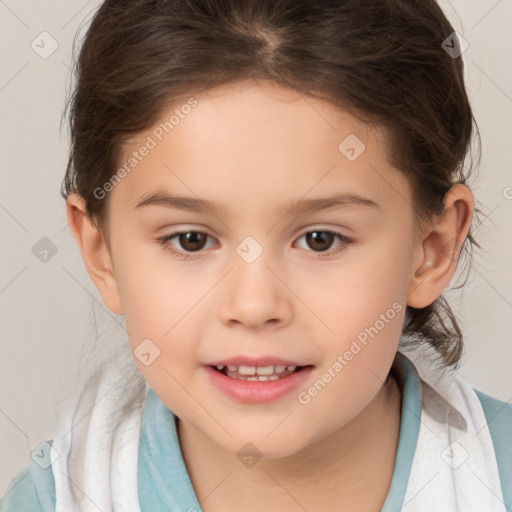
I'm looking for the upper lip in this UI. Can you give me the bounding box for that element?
[205,356,311,367]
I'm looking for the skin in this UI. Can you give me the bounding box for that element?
[66,81,473,511]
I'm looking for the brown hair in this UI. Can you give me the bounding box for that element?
[61,0,483,370]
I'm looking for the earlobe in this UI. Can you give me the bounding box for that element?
[65,193,123,314]
[406,184,473,309]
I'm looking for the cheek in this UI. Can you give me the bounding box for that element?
[109,239,186,347]
[110,238,213,376]
[300,234,409,400]
[308,241,408,337]
[115,258,199,393]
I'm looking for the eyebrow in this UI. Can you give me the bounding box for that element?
[134,191,380,216]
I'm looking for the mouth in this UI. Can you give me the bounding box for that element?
[205,363,315,403]
[209,364,312,381]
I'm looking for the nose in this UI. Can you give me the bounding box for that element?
[218,250,293,330]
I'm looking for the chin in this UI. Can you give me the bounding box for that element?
[216,433,307,461]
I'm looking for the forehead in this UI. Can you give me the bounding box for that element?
[111,81,412,217]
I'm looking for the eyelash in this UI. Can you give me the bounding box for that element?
[156,229,353,260]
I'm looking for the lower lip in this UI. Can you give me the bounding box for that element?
[204,365,314,403]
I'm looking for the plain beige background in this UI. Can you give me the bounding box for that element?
[1,0,511,495]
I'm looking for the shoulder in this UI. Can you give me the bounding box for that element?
[474,388,512,437]
[474,389,512,510]
[1,442,56,512]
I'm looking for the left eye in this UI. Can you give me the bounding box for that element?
[157,229,352,259]
[294,230,352,256]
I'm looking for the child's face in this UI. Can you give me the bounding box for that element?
[101,81,422,457]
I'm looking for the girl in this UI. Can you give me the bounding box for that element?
[2,0,510,511]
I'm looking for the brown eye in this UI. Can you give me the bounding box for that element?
[157,230,215,259]
[294,230,353,257]
[305,231,335,252]
[176,231,208,252]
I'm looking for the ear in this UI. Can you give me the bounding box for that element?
[407,184,474,308]
[65,193,123,314]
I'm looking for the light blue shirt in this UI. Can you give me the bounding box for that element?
[2,352,511,511]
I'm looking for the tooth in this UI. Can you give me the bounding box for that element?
[274,365,286,373]
[256,365,275,376]
[257,376,270,381]
[246,376,258,381]
[286,365,297,371]
[216,365,225,370]
[227,365,238,371]
[269,375,280,380]
[239,365,256,375]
